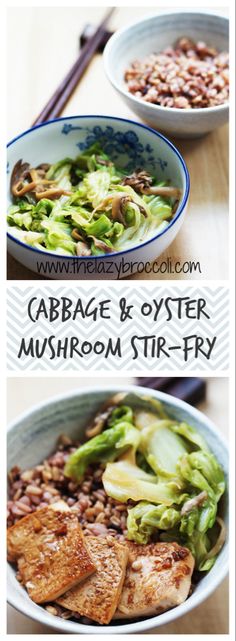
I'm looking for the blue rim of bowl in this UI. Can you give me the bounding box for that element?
[104,12,229,116]
[7,114,190,260]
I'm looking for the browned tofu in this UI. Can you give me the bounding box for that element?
[7,502,96,603]
[57,536,129,624]
[114,541,194,619]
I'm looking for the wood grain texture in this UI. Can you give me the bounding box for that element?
[7,377,229,634]
[7,7,228,281]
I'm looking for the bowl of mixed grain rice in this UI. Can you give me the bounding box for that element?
[7,386,228,633]
[104,11,229,138]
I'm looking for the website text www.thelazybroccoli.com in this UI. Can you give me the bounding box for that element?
[36,257,202,278]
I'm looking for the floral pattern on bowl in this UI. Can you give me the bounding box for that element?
[61,123,168,172]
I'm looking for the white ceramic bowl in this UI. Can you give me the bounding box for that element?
[104,12,229,138]
[7,115,189,280]
[7,385,228,634]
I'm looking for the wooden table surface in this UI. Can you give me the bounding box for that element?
[7,6,228,281]
[7,377,229,634]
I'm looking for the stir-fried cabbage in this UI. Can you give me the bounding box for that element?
[102,458,183,505]
[64,394,226,571]
[127,501,182,544]
[64,419,140,482]
[8,144,180,256]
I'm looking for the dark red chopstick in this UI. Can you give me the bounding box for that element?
[32,7,115,126]
[136,377,206,406]
[80,24,113,52]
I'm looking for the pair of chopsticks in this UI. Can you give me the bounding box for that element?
[136,377,206,406]
[33,7,115,126]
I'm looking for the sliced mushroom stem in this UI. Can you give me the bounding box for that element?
[35,189,72,200]
[10,158,72,200]
[205,516,226,559]
[181,490,208,516]
[112,193,132,226]
[10,159,30,194]
[30,169,57,186]
[76,241,91,257]
[71,228,84,241]
[85,411,112,438]
[95,155,113,167]
[85,393,127,438]
[36,163,51,172]
[92,195,113,214]
[142,186,182,198]
[12,180,39,197]
[172,199,180,215]
[89,235,113,253]
[30,168,41,183]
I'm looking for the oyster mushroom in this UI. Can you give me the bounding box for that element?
[89,236,113,253]
[85,392,127,438]
[36,163,51,173]
[122,169,181,200]
[35,184,72,200]
[93,192,147,222]
[71,228,84,241]
[204,517,226,560]
[76,241,92,257]
[142,185,182,199]
[85,408,114,438]
[92,195,113,214]
[10,160,38,198]
[10,159,31,193]
[95,155,113,167]
[111,193,132,226]
[181,491,208,516]
[10,159,72,200]
[122,169,153,193]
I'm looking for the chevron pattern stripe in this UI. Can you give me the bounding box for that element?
[7,286,229,372]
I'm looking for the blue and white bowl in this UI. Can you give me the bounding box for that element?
[7,385,228,634]
[7,115,189,280]
[104,12,229,138]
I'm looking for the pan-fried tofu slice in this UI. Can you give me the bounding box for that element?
[114,541,194,619]
[7,502,96,603]
[57,536,129,624]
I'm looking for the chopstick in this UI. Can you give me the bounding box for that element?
[136,377,206,406]
[80,24,113,52]
[32,7,115,126]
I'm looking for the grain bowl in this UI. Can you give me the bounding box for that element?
[104,12,229,138]
[7,385,228,633]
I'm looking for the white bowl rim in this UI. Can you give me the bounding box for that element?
[104,10,229,116]
[7,384,228,635]
[7,114,190,260]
